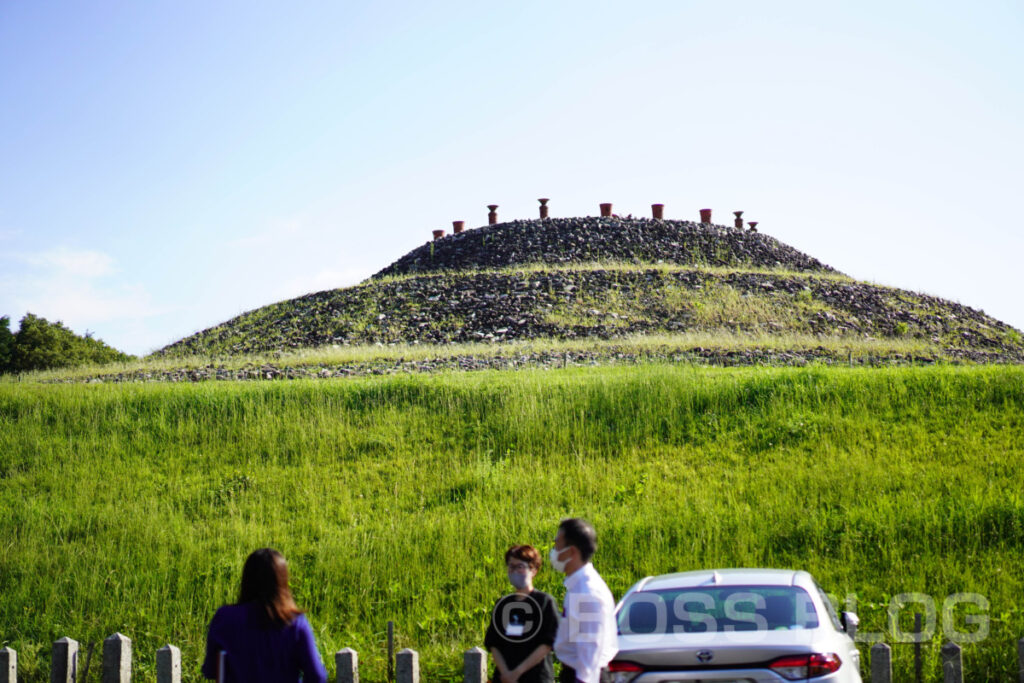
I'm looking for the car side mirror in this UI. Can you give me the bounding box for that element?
[840,611,859,639]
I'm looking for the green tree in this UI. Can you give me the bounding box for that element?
[10,313,70,372]
[4,313,133,374]
[0,316,13,373]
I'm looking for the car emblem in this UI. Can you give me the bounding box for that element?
[696,650,713,663]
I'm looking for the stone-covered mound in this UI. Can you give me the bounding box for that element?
[374,217,837,278]
[155,215,1024,366]
[157,266,1024,362]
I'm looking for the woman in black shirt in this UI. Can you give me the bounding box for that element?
[485,545,561,683]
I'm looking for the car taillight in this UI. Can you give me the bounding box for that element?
[607,660,644,683]
[768,652,842,679]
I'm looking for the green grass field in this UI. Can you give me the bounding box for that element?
[3,364,1024,681]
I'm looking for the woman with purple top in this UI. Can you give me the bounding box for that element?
[202,548,328,683]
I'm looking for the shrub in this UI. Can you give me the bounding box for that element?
[1,313,133,374]
[0,316,13,371]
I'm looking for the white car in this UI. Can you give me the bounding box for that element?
[609,568,862,682]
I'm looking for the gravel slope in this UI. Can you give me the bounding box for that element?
[157,268,1023,360]
[374,217,837,277]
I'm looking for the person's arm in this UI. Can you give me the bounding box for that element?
[200,639,219,680]
[295,615,329,683]
[553,599,581,672]
[509,644,552,680]
[490,647,511,678]
[541,593,561,646]
[485,600,515,680]
[200,609,224,680]
[514,593,560,679]
[562,591,608,683]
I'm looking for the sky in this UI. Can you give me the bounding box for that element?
[1,1,1022,356]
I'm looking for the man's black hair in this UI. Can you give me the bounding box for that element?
[559,518,597,563]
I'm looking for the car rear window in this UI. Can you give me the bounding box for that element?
[617,586,820,634]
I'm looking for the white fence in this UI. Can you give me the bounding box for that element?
[4,634,1024,682]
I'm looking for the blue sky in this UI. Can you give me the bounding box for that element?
[2,1,1022,355]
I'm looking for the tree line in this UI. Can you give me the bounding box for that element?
[0,313,133,374]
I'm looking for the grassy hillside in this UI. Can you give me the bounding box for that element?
[3,365,1024,681]
[156,263,1024,361]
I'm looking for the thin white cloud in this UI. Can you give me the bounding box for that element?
[0,245,169,353]
[21,246,115,278]
[18,281,155,325]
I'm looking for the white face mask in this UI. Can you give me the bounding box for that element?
[508,571,530,590]
[549,546,570,573]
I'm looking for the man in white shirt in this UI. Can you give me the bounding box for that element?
[550,518,618,683]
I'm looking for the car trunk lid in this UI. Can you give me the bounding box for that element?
[616,630,821,669]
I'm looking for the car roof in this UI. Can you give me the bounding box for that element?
[633,568,815,592]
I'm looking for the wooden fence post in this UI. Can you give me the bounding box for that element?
[336,647,359,683]
[396,648,419,683]
[51,637,78,683]
[941,641,963,683]
[870,642,892,683]
[463,647,486,683]
[0,647,15,683]
[103,632,131,683]
[157,644,181,683]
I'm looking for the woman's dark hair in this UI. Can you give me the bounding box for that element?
[505,544,542,571]
[237,548,303,627]
[559,518,597,563]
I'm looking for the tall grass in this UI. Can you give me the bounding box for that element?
[2,365,1024,681]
